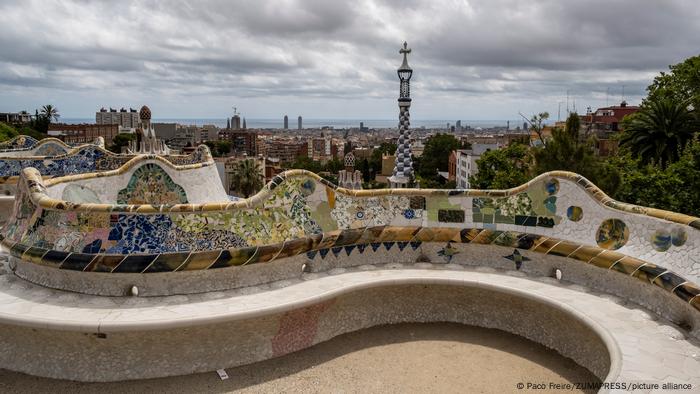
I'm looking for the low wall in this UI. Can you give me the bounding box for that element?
[0,143,211,195]
[0,283,614,382]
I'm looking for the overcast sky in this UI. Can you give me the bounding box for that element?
[1,0,698,120]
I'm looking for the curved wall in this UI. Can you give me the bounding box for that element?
[2,169,699,320]
[0,283,614,382]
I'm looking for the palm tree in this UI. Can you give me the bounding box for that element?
[40,104,60,123]
[620,98,697,166]
[230,159,264,198]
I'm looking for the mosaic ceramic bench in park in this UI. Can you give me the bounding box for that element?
[0,136,210,196]
[2,158,700,331]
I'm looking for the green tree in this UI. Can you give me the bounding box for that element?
[108,133,136,153]
[525,112,549,146]
[230,159,264,198]
[565,112,580,140]
[0,122,19,142]
[469,142,532,189]
[646,55,700,109]
[324,157,344,174]
[215,141,232,156]
[40,105,59,123]
[619,98,697,166]
[367,142,396,181]
[289,156,323,173]
[415,133,461,179]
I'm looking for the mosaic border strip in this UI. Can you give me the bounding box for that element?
[17,167,700,229]
[2,226,698,312]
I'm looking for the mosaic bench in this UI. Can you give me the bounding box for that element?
[0,141,210,196]
[0,135,104,157]
[1,160,699,323]
[1,162,699,382]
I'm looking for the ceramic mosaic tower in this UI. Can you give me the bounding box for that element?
[389,42,415,188]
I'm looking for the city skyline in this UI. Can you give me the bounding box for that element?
[1,0,699,119]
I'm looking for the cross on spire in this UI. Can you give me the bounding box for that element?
[399,42,412,71]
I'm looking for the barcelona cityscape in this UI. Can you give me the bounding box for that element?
[0,0,699,393]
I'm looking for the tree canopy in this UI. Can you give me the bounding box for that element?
[469,142,531,189]
[620,97,697,166]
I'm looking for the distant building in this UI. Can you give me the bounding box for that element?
[298,116,302,130]
[260,138,307,163]
[219,129,257,156]
[153,123,178,140]
[284,115,288,130]
[456,120,461,131]
[231,114,241,130]
[580,101,639,156]
[48,123,120,145]
[0,111,31,124]
[307,133,338,163]
[448,151,457,181]
[454,143,500,189]
[96,107,140,128]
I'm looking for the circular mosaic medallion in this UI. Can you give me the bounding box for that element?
[403,209,415,219]
[356,211,365,219]
[671,227,687,247]
[544,178,559,195]
[650,229,672,252]
[300,179,315,196]
[566,206,583,221]
[596,218,629,250]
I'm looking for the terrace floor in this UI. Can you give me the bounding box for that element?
[0,322,598,394]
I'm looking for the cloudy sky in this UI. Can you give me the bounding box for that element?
[1,0,698,121]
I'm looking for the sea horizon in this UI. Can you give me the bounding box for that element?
[59,118,524,130]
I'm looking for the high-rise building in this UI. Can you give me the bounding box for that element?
[96,107,139,128]
[284,115,289,129]
[456,120,461,130]
[388,42,415,188]
[298,116,302,130]
[231,114,241,130]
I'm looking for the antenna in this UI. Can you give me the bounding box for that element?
[606,87,610,106]
[621,85,625,103]
[557,101,563,121]
[566,90,570,114]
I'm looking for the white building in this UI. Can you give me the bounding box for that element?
[455,143,500,189]
[96,108,140,128]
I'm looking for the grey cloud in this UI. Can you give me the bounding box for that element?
[0,0,697,118]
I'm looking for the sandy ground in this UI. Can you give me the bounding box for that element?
[0,323,599,393]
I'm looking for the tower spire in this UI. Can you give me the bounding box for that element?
[389,42,415,188]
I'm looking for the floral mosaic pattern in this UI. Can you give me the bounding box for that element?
[117,163,189,205]
[472,178,561,228]
[330,194,423,229]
